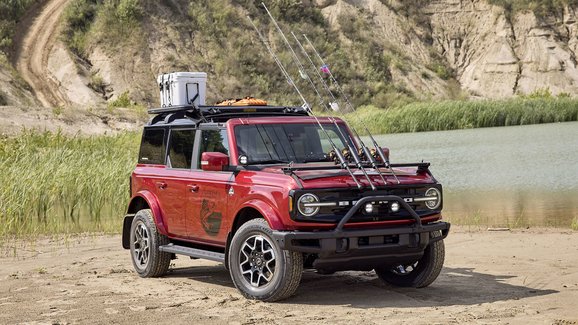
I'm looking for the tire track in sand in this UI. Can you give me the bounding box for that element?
[13,0,71,108]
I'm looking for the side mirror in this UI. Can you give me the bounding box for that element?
[371,147,390,162]
[201,152,229,171]
[381,147,390,162]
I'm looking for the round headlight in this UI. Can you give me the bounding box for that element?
[424,188,441,210]
[298,193,320,217]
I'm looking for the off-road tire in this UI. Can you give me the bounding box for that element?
[129,209,171,277]
[375,231,445,288]
[228,218,303,302]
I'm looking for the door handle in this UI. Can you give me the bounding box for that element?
[156,181,167,190]
[187,184,199,193]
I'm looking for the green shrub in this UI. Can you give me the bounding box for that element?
[115,0,143,23]
[88,73,106,95]
[62,0,99,55]
[426,62,453,80]
[520,88,553,99]
[0,0,39,54]
[108,91,132,108]
[488,0,578,19]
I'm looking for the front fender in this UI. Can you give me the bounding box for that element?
[239,199,286,230]
[130,190,168,236]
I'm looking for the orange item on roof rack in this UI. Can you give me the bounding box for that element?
[216,97,267,106]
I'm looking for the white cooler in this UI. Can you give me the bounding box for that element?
[157,72,207,107]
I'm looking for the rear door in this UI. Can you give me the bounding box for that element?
[185,126,232,245]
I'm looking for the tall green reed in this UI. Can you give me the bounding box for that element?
[0,130,140,237]
[343,97,578,134]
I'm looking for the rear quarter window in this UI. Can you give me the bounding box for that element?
[138,128,166,164]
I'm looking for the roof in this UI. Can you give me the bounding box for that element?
[146,104,310,126]
[226,116,346,126]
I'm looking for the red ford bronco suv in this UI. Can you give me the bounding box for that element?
[122,78,450,301]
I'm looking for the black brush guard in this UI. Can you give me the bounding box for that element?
[272,195,450,272]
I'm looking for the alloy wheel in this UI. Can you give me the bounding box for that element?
[133,221,150,268]
[238,235,276,288]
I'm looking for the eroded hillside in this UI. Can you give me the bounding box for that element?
[3,0,578,109]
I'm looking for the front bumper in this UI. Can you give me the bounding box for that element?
[272,195,451,272]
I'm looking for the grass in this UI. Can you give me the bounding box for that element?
[0,130,140,238]
[340,97,578,134]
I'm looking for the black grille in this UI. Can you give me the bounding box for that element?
[292,185,442,223]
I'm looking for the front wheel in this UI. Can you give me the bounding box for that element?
[228,218,303,302]
[375,232,445,288]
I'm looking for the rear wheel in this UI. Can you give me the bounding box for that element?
[375,232,445,288]
[129,209,171,277]
[228,218,303,301]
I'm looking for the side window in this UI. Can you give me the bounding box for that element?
[198,129,229,168]
[167,129,196,169]
[139,128,166,164]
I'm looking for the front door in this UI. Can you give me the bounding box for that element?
[186,128,232,245]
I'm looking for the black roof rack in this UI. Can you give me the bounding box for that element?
[147,105,309,125]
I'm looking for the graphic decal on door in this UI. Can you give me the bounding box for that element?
[200,199,222,236]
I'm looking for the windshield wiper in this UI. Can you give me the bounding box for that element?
[300,158,330,163]
[251,159,289,165]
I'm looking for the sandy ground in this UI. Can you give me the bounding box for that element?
[1,227,577,324]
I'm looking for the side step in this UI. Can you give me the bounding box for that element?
[159,243,225,263]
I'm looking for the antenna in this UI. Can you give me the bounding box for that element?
[247,15,362,189]
[261,3,377,190]
[302,34,401,184]
[291,31,389,186]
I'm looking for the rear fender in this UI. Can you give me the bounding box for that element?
[125,190,168,235]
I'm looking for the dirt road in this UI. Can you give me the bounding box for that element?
[1,227,577,324]
[13,0,70,108]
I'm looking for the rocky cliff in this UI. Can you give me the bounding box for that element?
[426,0,578,98]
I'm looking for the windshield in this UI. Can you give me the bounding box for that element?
[234,123,352,164]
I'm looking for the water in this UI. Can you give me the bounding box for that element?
[372,122,578,228]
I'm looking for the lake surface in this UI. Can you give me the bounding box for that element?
[371,122,578,228]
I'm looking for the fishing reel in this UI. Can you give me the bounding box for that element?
[370,148,379,161]
[357,147,366,160]
[328,150,338,164]
[328,148,353,164]
[341,148,352,162]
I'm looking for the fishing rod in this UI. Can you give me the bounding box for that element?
[261,3,377,190]
[291,31,388,186]
[260,3,326,109]
[247,16,362,189]
[302,34,401,184]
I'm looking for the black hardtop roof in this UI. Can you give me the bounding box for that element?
[146,104,309,126]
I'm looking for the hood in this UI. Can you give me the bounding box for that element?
[260,163,436,189]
